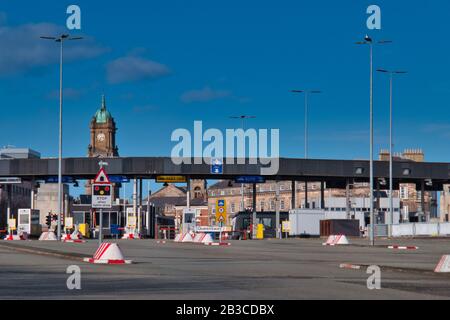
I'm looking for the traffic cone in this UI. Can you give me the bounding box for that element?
[193,233,206,243]
[4,232,26,241]
[63,230,86,243]
[121,227,141,240]
[201,233,214,244]
[4,233,14,241]
[181,233,194,243]
[39,231,57,241]
[435,255,450,273]
[83,243,132,265]
[322,235,350,246]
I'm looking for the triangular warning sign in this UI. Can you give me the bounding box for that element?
[94,168,111,184]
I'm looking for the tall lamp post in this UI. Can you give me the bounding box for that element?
[291,90,321,159]
[230,115,256,238]
[229,115,256,212]
[41,34,83,240]
[377,69,407,237]
[291,89,321,209]
[356,35,391,246]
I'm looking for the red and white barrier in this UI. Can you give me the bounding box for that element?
[435,255,450,273]
[174,233,194,243]
[204,242,231,246]
[62,231,86,243]
[4,233,27,241]
[339,263,362,270]
[322,235,350,246]
[193,233,206,243]
[387,245,419,250]
[84,243,132,265]
[193,233,214,244]
[39,231,57,241]
[122,229,141,240]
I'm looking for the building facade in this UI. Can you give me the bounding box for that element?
[85,95,120,200]
[0,147,40,230]
[208,149,436,224]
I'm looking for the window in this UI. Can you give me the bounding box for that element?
[270,200,276,211]
[280,199,285,210]
[260,201,265,211]
[194,187,202,199]
[231,203,235,213]
[400,186,409,200]
[258,218,272,229]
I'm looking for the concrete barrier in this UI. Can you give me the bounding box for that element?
[391,222,450,237]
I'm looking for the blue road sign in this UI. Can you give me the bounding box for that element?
[211,158,223,175]
[110,224,121,235]
[109,176,130,183]
[44,176,75,184]
[218,200,225,207]
[235,176,266,184]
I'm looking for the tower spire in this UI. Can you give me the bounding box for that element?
[101,94,106,110]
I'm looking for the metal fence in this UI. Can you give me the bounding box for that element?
[369,222,450,238]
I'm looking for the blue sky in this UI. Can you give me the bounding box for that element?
[1,1,450,195]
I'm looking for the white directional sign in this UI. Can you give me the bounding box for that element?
[92,168,112,209]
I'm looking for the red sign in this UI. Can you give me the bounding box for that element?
[94,168,111,184]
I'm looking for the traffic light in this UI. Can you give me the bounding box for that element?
[93,185,111,197]
[46,214,52,228]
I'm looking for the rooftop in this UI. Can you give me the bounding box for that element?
[0,147,41,159]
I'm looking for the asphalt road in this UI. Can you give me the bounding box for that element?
[1,238,450,300]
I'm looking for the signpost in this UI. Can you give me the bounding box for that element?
[235,176,266,184]
[156,176,187,183]
[282,221,291,239]
[92,162,112,246]
[0,177,22,185]
[211,158,223,175]
[216,199,227,242]
[216,199,227,223]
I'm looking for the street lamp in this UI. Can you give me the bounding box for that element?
[291,90,322,159]
[229,115,256,212]
[41,34,83,240]
[356,35,391,246]
[377,68,407,237]
[230,115,256,238]
[291,90,321,210]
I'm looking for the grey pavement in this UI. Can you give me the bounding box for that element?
[0,237,450,300]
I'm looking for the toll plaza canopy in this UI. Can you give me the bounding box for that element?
[0,157,449,191]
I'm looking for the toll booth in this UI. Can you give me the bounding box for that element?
[182,209,196,234]
[126,207,137,229]
[17,209,41,237]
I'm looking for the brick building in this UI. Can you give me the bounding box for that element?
[208,149,437,224]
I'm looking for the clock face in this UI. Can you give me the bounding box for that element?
[97,133,106,142]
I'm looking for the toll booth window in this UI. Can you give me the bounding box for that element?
[243,218,251,230]
[19,215,29,224]
[110,212,118,225]
[258,218,272,229]
[185,214,194,223]
[73,212,85,225]
[103,212,110,228]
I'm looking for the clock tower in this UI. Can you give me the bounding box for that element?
[86,95,120,198]
[88,95,119,158]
